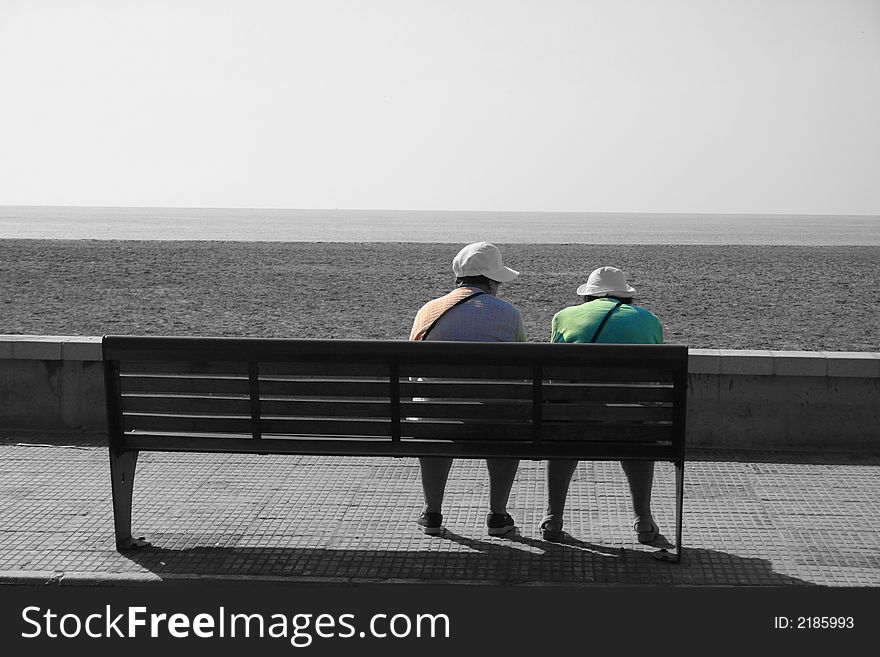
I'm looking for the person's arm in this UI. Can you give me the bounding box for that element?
[409,305,427,341]
[515,312,528,342]
[653,314,664,345]
[550,313,562,343]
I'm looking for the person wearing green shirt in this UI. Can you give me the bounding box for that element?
[543,266,664,545]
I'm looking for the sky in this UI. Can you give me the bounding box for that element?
[1,0,878,214]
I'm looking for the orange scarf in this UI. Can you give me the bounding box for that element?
[409,288,482,341]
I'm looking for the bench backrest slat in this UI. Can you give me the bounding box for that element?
[399,381,533,399]
[544,366,675,382]
[121,360,250,375]
[122,413,252,435]
[542,383,673,403]
[122,374,250,395]
[543,423,675,442]
[123,394,251,414]
[259,379,389,397]
[542,403,673,422]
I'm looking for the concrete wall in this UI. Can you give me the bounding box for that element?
[687,349,880,454]
[1,336,878,452]
[0,336,106,433]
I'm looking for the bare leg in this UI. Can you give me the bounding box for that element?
[419,457,453,513]
[620,459,654,517]
[620,459,660,542]
[545,459,578,517]
[485,458,519,513]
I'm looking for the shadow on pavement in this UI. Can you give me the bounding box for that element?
[119,530,815,586]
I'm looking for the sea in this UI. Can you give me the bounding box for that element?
[1,206,878,245]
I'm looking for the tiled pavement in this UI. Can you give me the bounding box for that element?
[1,433,879,587]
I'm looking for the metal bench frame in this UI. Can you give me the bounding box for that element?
[103,336,688,561]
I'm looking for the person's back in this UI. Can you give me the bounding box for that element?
[551,297,662,345]
[427,288,526,343]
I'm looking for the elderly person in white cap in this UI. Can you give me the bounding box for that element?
[409,242,526,536]
[542,266,663,544]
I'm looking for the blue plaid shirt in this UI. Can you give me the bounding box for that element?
[420,286,527,343]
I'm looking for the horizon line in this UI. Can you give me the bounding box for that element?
[2,204,879,218]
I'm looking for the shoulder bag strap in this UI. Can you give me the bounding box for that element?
[589,301,623,343]
[419,291,486,340]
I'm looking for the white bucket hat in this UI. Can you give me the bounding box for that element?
[452,242,519,283]
[576,266,636,297]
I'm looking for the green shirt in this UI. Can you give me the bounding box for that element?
[551,297,663,345]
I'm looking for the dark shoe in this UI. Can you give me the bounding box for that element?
[486,512,516,536]
[417,511,443,535]
[633,516,660,544]
[540,514,563,542]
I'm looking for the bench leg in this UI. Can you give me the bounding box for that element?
[649,461,685,563]
[109,449,150,550]
[672,461,685,563]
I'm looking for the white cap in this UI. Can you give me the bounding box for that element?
[452,242,519,283]
[576,266,636,297]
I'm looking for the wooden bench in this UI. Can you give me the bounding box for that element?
[103,336,688,561]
